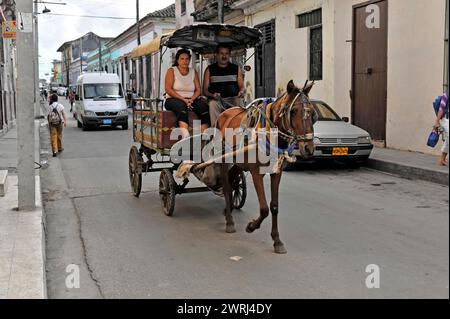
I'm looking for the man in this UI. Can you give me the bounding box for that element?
[203,43,245,126]
[47,94,67,157]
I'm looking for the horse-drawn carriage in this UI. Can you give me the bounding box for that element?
[128,24,262,216]
[128,24,317,254]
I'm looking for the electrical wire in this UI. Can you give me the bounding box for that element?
[44,13,135,20]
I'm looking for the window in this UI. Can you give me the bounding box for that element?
[312,102,341,121]
[297,8,322,28]
[297,9,323,81]
[181,0,186,15]
[83,84,123,99]
[310,26,323,81]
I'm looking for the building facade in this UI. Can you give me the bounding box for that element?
[0,1,17,134]
[57,32,113,87]
[51,60,63,85]
[87,4,176,98]
[226,0,449,154]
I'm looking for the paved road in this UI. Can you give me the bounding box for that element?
[41,99,449,299]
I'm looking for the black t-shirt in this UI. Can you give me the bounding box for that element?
[207,62,239,98]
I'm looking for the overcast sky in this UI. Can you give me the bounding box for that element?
[38,0,174,82]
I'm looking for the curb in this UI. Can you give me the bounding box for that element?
[365,158,449,186]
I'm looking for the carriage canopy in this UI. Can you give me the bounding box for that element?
[130,24,262,58]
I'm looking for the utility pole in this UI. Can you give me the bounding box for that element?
[136,0,142,96]
[16,0,36,210]
[80,36,83,74]
[136,0,140,45]
[33,0,39,117]
[218,0,224,24]
[99,38,102,71]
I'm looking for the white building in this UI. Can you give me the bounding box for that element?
[227,0,449,154]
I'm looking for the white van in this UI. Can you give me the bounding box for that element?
[74,73,128,130]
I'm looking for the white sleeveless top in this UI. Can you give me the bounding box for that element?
[168,66,195,98]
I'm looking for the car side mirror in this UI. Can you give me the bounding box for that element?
[342,117,349,123]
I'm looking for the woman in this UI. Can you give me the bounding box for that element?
[434,91,449,166]
[164,49,210,135]
[47,94,67,157]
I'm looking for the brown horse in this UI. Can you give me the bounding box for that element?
[216,80,316,254]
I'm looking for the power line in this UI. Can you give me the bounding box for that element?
[44,13,135,20]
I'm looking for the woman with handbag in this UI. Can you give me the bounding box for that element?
[434,91,449,166]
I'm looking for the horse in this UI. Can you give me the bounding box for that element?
[215,80,316,254]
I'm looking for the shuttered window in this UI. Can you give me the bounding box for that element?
[298,9,322,28]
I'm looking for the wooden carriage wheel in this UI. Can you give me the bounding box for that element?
[128,146,143,197]
[159,169,176,216]
[232,171,247,210]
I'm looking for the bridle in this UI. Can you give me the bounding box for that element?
[278,91,315,144]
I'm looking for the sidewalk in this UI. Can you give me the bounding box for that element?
[365,147,449,186]
[0,103,46,299]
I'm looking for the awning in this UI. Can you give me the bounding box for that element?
[130,32,174,58]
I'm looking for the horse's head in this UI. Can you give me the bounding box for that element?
[277,80,317,158]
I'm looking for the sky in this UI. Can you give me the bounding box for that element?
[38,0,174,82]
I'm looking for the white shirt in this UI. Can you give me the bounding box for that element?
[168,66,195,99]
[47,102,65,124]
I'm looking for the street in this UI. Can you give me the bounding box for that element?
[40,99,449,299]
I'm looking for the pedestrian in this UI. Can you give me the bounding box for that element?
[47,94,67,157]
[69,90,75,113]
[434,91,449,166]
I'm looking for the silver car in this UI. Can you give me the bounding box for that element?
[246,98,373,164]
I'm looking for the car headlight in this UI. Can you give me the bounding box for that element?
[84,110,96,117]
[118,110,128,116]
[357,136,371,144]
[313,137,321,145]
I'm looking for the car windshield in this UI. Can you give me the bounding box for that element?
[84,84,123,99]
[312,102,342,121]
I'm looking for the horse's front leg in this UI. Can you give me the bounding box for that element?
[246,171,269,233]
[220,165,236,233]
[270,173,287,254]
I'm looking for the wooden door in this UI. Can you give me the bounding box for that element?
[352,0,388,142]
[255,20,276,98]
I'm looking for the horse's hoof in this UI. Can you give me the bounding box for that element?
[246,222,255,233]
[226,224,236,233]
[274,244,287,254]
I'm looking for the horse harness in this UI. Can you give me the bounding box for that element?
[241,92,315,154]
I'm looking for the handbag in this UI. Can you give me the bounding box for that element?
[426,130,440,148]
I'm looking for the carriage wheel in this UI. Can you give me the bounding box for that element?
[128,146,143,197]
[232,172,247,210]
[159,169,176,216]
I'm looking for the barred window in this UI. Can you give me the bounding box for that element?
[310,26,323,81]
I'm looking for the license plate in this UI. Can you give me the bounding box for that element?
[103,119,112,125]
[332,147,349,156]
